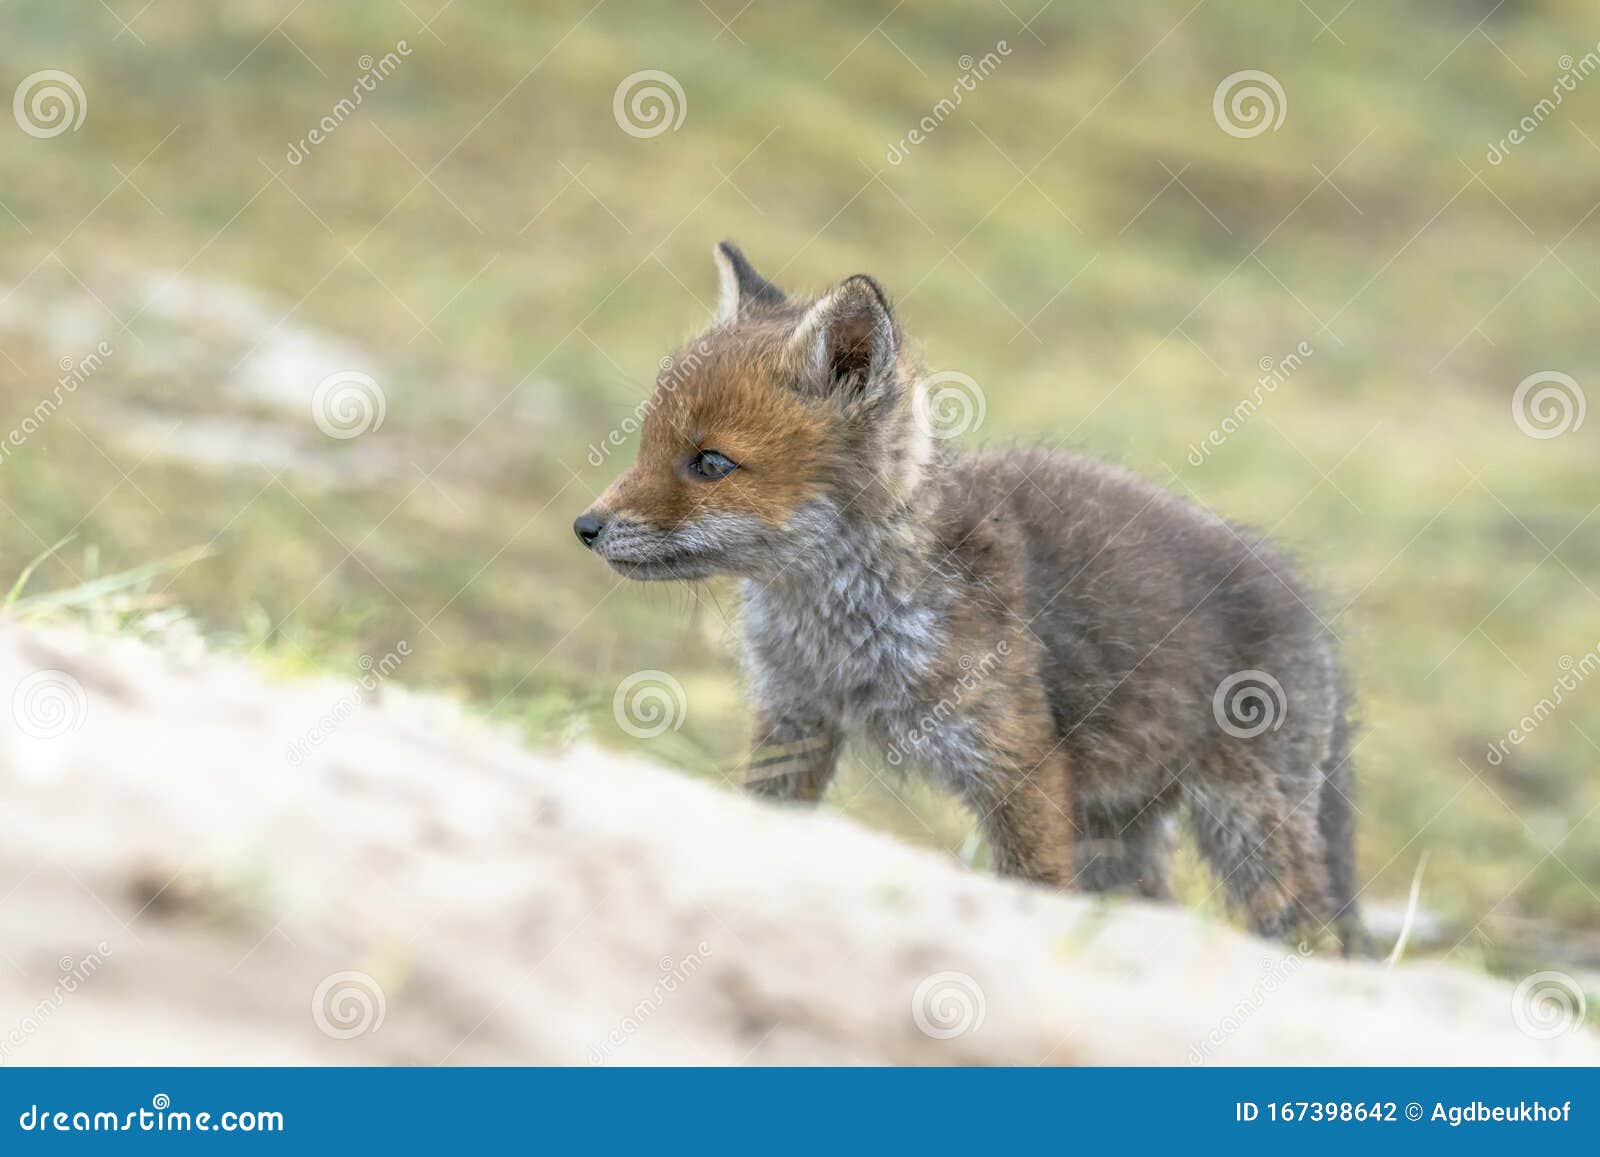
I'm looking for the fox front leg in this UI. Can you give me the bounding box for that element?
[743,709,841,804]
[970,748,1077,889]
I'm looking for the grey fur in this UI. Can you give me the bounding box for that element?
[745,447,1356,943]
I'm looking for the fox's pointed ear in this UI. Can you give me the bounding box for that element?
[713,241,785,323]
[791,275,899,403]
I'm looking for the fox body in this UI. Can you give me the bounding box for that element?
[577,243,1358,949]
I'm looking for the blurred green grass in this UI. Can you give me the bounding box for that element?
[1,0,1597,962]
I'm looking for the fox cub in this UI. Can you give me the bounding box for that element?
[576,242,1358,950]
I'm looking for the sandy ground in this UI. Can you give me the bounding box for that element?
[0,623,1595,1065]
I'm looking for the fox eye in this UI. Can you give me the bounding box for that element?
[687,449,738,481]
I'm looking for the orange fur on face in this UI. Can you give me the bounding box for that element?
[596,334,836,531]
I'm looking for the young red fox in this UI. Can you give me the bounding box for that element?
[576,242,1359,951]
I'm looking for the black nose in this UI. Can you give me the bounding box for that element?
[573,512,604,548]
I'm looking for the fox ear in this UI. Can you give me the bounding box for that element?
[791,275,898,402]
[713,241,785,323]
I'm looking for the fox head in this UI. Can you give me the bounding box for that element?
[574,242,932,580]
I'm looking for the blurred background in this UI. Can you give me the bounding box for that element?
[1,1,1596,980]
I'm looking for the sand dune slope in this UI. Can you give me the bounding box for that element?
[0,625,1593,1065]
